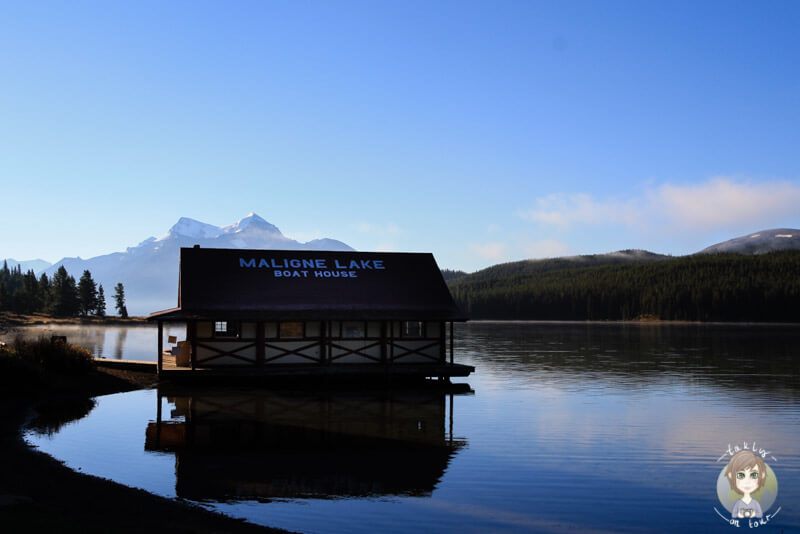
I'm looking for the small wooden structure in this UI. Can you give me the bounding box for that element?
[148,247,472,381]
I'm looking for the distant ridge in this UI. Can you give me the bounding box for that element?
[446,231,800,322]
[697,228,800,255]
[0,258,52,274]
[455,249,670,284]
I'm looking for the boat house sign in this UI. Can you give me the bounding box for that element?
[239,256,386,279]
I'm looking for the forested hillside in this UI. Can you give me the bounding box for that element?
[448,251,800,322]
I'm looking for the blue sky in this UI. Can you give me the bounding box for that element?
[2,0,799,272]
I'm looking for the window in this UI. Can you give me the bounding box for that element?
[264,322,277,338]
[426,322,441,337]
[280,321,303,338]
[367,322,381,338]
[305,322,320,337]
[343,321,365,338]
[402,321,423,337]
[214,321,239,338]
[241,322,257,338]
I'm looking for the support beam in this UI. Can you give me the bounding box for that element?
[449,393,454,445]
[439,321,445,363]
[449,322,454,365]
[256,321,265,366]
[157,320,163,374]
[321,321,327,365]
[189,320,197,371]
[156,389,163,446]
[380,321,387,363]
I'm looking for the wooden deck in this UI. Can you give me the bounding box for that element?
[94,357,157,373]
[158,353,474,382]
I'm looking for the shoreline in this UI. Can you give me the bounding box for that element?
[0,312,149,327]
[0,367,292,533]
[3,312,799,329]
[459,318,800,326]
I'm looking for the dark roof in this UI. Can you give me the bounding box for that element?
[149,247,467,321]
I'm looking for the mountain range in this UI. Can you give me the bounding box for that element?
[2,224,799,316]
[5,213,352,315]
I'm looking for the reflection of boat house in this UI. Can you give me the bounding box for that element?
[144,387,467,500]
[149,247,472,380]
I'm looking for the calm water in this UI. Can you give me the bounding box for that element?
[2,323,184,361]
[24,322,800,533]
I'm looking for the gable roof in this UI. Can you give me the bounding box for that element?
[149,247,466,321]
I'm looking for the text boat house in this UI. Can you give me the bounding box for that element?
[148,247,473,380]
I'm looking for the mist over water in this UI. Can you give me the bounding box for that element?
[3,324,185,361]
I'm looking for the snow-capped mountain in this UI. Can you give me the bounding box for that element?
[697,229,800,255]
[45,213,353,316]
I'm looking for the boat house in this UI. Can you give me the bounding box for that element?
[148,247,473,381]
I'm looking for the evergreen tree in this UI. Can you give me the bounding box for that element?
[78,270,98,316]
[114,282,128,318]
[95,284,107,317]
[50,266,80,316]
[0,281,8,311]
[15,270,41,313]
[38,273,51,312]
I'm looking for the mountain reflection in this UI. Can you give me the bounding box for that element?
[145,386,469,502]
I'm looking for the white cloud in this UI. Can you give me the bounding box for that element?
[522,240,570,259]
[519,178,800,232]
[354,222,402,235]
[469,242,507,261]
[653,178,800,229]
[374,241,399,252]
[518,193,641,228]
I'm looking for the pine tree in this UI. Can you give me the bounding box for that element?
[114,282,128,318]
[18,270,40,313]
[78,270,98,316]
[0,280,8,311]
[50,266,80,316]
[38,273,51,312]
[95,284,107,317]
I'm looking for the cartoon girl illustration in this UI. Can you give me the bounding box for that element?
[724,450,767,518]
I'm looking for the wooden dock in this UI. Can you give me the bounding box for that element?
[95,354,473,384]
[94,357,157,373]
[158,353,473,383]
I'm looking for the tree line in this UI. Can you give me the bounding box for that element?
[448,251,800,322]
[0,262,128,318]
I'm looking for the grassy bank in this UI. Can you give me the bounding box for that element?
[0,311,148,327]
[0,337,290,534]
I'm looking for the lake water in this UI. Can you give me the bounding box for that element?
[23,322,800,533]
[1,323,185,361]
